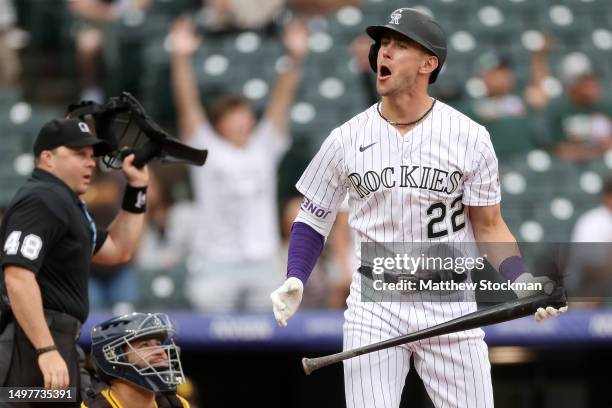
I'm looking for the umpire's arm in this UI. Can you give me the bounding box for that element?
[92,154,149,265]
[4,265,70,388]
[5,266,56,350]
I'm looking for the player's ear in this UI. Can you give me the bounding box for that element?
[419,54,439,76]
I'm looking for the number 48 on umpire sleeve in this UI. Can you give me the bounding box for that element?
[3,231,43,260]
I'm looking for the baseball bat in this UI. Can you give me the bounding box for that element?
[302,287,566,375]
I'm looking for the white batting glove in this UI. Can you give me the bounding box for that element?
[513,273,552,298]
[513,273,568,322]
[270,277,304,328]
[534,305,569,322]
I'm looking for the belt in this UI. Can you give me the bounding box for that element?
[44,309,82,342]
[358,266,467,286]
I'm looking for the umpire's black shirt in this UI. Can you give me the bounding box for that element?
[0,168,107,323]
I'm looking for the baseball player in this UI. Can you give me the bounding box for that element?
[82,312,188,408]
[271,8,568,408]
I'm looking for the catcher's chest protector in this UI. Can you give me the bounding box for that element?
[83,389,185,408]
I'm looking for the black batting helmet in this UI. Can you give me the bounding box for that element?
[366,8,447,83]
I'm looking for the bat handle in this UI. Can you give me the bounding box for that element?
[302,352,347,375]
[302,357,317,375]
[302,356,333,375]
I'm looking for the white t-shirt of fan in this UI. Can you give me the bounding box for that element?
[189,120,290,262]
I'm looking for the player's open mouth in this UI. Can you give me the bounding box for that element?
[379,65,392,79]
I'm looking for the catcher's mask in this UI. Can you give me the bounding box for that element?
[67,92,207,169]
[90,312,185,392]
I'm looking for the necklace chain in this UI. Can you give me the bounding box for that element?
[377,99,436,126]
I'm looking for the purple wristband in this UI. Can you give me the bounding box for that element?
[286,222,324,284]
[499,256,528,282]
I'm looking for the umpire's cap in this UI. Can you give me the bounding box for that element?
[366,8,447,83]
[33,118,112,157]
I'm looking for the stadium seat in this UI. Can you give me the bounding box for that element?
[533,202,575,242]
[468,6,526,43]
[147,0,198,20]
[0,173,28,207]
[423,0,476,15]
[490,0,548,14]
[136,263,191,310]
[326,7,366,42]
[538,8,594,47]
[561,0,609,13]
[0,86,22,109]
[586,158,612,178]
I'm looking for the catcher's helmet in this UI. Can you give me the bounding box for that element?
[90,313,185,392]
[366,8,447,83]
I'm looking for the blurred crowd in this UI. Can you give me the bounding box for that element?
[0,0,611,313]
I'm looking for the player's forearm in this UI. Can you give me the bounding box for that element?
[472,214,535,283]
[329,212,352,276]
[4,266,55,348]
[287,222,325,284]
[171,53,206,139]
[472,214,520,271]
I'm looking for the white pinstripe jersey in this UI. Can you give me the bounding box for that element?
[296,100,501,262]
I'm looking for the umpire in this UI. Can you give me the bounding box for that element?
[0,118,149,406]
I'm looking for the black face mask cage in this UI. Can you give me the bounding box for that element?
[66,92,207,170]
[100,110,157,170]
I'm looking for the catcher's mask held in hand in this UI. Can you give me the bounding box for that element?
[67,92,208,169]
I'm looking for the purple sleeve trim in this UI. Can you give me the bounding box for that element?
[286,222,324,284]
[499,256,528,282]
